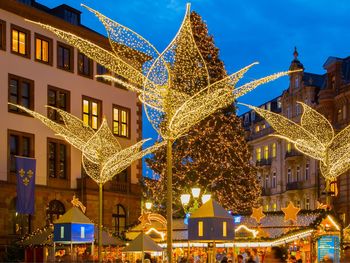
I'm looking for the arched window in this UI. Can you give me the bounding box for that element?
[112,204,126,235]
[10,197,31,235]
[47,200,65,224]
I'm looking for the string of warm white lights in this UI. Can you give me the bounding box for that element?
[11,104,165,184]
[243,101,350,181]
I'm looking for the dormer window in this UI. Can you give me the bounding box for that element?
[295,76,299,89]
[64,9,79,25]
[331,76,335,89]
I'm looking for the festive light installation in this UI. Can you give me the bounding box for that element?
[9,104,165,262]
[28,4,296,261]
[281,202,301,222]
[251,206,265,223]
[243,101,350,205]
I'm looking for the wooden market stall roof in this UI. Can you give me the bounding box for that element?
[190,199,232,219]
[123,232,162,252]
[54,207,93,224]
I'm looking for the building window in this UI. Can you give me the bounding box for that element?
[296,104,301,116]
[48,139,68,180]
[305,198,310,210]
[265,176,269,189]
[57,41,74,72]
[46,200,65,224]
[286,107,290,118]
[272,143,276,158]
[272,203,277,211]
[96,64,111,84]
[113,105,130,138]
[0,20,6,51]
[63,9,79,25]
[266,102,271,111]
[198,221,203,237]
[82,96,101,130]
[222,221,227,237]
[305,162,310,180]
[272,172,277,188]
[8,130,34,174]
[264,145,269,160]
[287,168,292,183]
[47,86,70,122]
[337,108,343,122]
[287,142,292,153]
[78,52,93,78]
[255,125,260,133]
[296,200,301,208]
[112,204,126,235]
[8,74,34,114]
[296,166,300,181]
[11,24,30,58]
[251,111,255,121]
[34,33,52,65]
[256,148,261,161]
[264,204,269,212]
[277,97,282,109]
[10,198,31,235]
[295,76,299,89]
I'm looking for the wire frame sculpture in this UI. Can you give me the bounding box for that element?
[27,4,293,141]
[10,104,165,184]
[26,4,297,261]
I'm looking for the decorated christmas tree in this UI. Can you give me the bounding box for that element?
[143,11,261,214]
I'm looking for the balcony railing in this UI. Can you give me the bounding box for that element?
[109,182,129,193]
[256,158,272,167]
[286,181,300,191]
[261,187,271,196]
[249,127,274,140]
[285,150,302,159]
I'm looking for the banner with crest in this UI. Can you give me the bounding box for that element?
[15,156,36,215]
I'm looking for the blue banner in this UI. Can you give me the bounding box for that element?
[15,156,36,215]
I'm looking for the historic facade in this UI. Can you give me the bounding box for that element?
[241,49,350,225]
[0,0,144,250]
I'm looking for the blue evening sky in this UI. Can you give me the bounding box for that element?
[37,0,350,177]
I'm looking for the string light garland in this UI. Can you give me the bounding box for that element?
[9,103,165,262]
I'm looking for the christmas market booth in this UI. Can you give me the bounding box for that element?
[123,232,163,262]
[20,204,124,262]
[126,201,343,262]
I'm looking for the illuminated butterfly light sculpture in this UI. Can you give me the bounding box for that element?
[27,3,297,261]
[243,101,350,205]
[9,104,165,262]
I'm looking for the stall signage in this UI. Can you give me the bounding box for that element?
[317,235,340,263]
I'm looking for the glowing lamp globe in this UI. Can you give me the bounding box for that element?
[180,194,191,206]
[201,194,211,204]
[191,188,201,198]
[145,201,153,210]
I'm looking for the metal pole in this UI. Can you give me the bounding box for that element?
[166,139,173,262]
[98,182,103,263]
[325,149,331,206]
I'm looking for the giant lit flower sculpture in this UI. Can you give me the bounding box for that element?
[9,104,164,261]
[27,4,295,261]
[244,101,350,203]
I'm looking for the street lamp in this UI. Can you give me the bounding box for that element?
[145,201,153,211]
[180,188,211,214]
